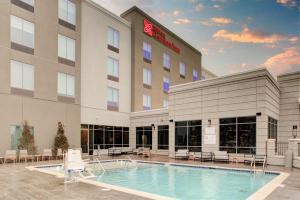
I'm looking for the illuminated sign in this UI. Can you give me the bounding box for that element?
[143,19,180,54]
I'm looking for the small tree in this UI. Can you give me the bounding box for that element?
[54,122,69,154]
[19,120,37,154]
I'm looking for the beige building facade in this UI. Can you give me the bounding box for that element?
[0,0,81,155]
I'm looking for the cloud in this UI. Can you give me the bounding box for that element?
[159,9,183,17]
[173,18,192,24]
[264,48,300,75]
[173,10,182,16]
[212,4,223,10]
[276,0,297,7]
[201,48,209,55]
[201,17,232,26]
[213,27,294,44]
[195,3,204,12]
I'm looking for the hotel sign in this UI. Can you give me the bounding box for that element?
[143,19,181,54]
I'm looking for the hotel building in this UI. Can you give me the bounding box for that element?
[0,0,299,159]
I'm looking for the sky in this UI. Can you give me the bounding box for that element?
[92,0,300,77]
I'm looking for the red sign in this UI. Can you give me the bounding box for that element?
[143,19,180,54]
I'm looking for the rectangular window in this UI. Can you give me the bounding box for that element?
[10,60,34,91]
[268,117,278,139]
[143,42,152,61]
[175,120,202,152]
[143,68,151,86]
[107,87,119,110]
[179,62,186,77]
[136,126,152,149]
[107,27,119,49]
[163,100,169,108]
[59,0,76,25]
[58,34,75,61]
[163,76,170,93]
[57,72,75,97]
[158,125,169,150]
[193,69,198,81]
[11,15,34,49]
[219,116,256,154]
[163,53,170,69]
[143,95,151,110]
[107,57,119,78]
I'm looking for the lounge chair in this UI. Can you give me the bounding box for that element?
[122,147,133,154]
[4,150,17,164]
[142,148,151,157]
[175,149,189,160]
[108,147,122,156]
[194,152,212,162]
[56,148,63,160]
[19,149,30,163]
[253,155,266,165]
[136,147,144,156]
[213,151,229,162]
[244,154,254,165]
[42,149,52,161]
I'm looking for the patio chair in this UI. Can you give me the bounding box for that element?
[56,148,63,160]
[142,148,151,157]
[213,151,229,162]
[137,147,144,156]
[194,152,212,162]
[254,155,267,166]
[18,149,30,163]
[175,149,189,160]
[42,149,52,161]
[4,150,17,164]
[244,154,254,165]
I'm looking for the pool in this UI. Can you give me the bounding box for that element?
[31,161,287,200]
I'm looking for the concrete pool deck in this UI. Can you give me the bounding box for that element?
[0,155,299,200]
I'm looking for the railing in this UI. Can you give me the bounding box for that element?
[275,142,288,156]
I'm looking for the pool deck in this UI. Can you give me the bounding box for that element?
[0,155,299,200]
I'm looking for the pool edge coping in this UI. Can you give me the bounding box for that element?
[26,160,290,200]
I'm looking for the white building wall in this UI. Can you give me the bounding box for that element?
[81,1,131,127]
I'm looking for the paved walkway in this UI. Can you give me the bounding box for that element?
[0,155,299,200]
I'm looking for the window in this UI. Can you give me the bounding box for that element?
[163,53,171,69]
[143,42,152,61]
[108,27,119,49]
[11,15,34,49]
[10,60,34,91]
[20,0,34,6]
[268,117,278,139]
[58,34,75,61]
[143,95,151,110]
[219,116,256,154]
[158,125,169,149]
[175,120,202,152]
[163,76,170,93]
[193,69,198,81]
[107,57,119,78]
[107,87,119,109]
[179,62,186,77]
[163,100,169,108]
[143,68,151,86]
[136,126,152,149]
[57,72,75,97]
[59,0,76,25]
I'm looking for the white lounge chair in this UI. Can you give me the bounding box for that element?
[4,150,17,164]
[213,151,229,162]
[56,148,63,160]
[175,149,189,159]
[19,150,30,163]
[42,149,52,161]
[193,152,212,162]
[136,147,144,155]
[142,148,151,157]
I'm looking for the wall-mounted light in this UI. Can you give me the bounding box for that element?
[151,124,155,130]
[208,119,211,127]
[292,125,298,138]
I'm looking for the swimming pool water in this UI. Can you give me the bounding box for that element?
[43,162,278,200]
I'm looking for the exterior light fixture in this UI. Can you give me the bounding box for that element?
[151,124,155,130]
[292,125,297,138]
[208,119,212,127]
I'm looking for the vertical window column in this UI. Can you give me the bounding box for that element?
[107,27,119,52]
[143,42,152,62]
[179,62,186,78]
[107,87,119,111]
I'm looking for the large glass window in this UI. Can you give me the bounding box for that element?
[108,27,119,49]
[10,60,34,91]
[107,57,119,78]
[107,87,119,109]
[268,117,278,139]
[158,125,169,149]
[57,72,75,97]
[179,62,186,77]
[59,0,76,25]
[11,15,34,49]
[163,53,171,69]
[58,34,75,61]
[220,116,256,154]
[143,95,151,110]
[143,42,152,61]
[175,120,202,152]
[143,68,152,86]
[193,69,198,81]
[136,126,152,149]
[163,76,170,93]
